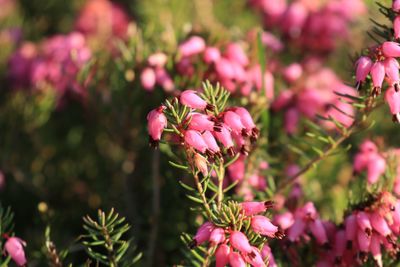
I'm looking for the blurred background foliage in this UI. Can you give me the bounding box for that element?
[0,0,396,266]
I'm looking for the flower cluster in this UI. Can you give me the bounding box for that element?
[141,36,275,98]
[75,0,130,41]
[147,88,259,170]
[272,61,357,133]
[320,192,400,267]
[191,201,282,267]
[249,0,366,54]
[8,32,91,99]
[353,2,400,123]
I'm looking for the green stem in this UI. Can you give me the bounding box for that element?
[217,160,225,210]
[193,172,214,220]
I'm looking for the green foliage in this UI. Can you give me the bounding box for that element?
[81,209,142,267]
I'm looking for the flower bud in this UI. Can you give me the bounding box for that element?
[4,237,27,266]
[229,231,252,253]
[191,222,214,248]
[283,63,303,83]
[224,111,245,133]
[261,244,278,267]
[147,107,167,144]
[243,246,266,267]
[382,41,400,58]
[385,87,400,123]
[384,57,400,90]
[140,67,156,91]
[370,212,391,237]
[287,219,306,242]
[225,43,249,66]
[355,56,372,84]
[209,228,225,245]
[241,201,272,216]
[203,47,221,64]
[308,219,328,245]
[194,153,208,177]
[395,16,400,39]
[180,90,207,110]
[201,131,220,154]
[357,228,371,252]
[370,234,383,267]
[394,0,400,12]
[366,153,386,184]
[370,61,385,97]
[178,36,206,57]
[229,251,246,267]
[187,113,214,132]
[184,130,208,153]
[148,52,167,68]
[274,212,294,230]
[215,244,230,267]
[251,215,279,237]
[356,211,372,236]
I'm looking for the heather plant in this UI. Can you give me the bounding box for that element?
[4,0,400,267]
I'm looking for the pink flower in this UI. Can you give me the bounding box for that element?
[148,52,167,68]
[233,107,256,130]
[283,63,303,83]
[155,68,174,92]
[395,16,400,40]
[274,212,294,230]
[215,244,230,267]
[355,56,372,84]
[184,130,208,153]
[180,90,207,110]
[243,246,266,267]
[357,228,371,252]
[215,58,235,80]
[382,41,400,58]
[191,222,214,247]
[229,251,246,267]
[203,47,221,64]
[209,228,225,245]
[261,244,277,267]
[333,230,346,258]
[344,214,357,244]
[370,212,391,237]
[370,234,383,267]
[187,113,214,132]
[370,61,385,96]
[140,67,156,91]
[356,211,372,235]
[147,107,167,144]
[178,36,206,57]
[241,201,271,216]
[287,218,306,242]
[224,111,245,133]
[214,124,234,152]
[308,219,328,245]
[228,156,245,181]
[394,0,400,12]
[194,153,208,177]
[201,131,220,154]
[4,237,27,266]
[229,231,252,253]
[225,43,249,66]
[251,215,279,237]
[284,108,299,134]
[386,87,400,123]
[366,153,386,184]
[384,57,400,90]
